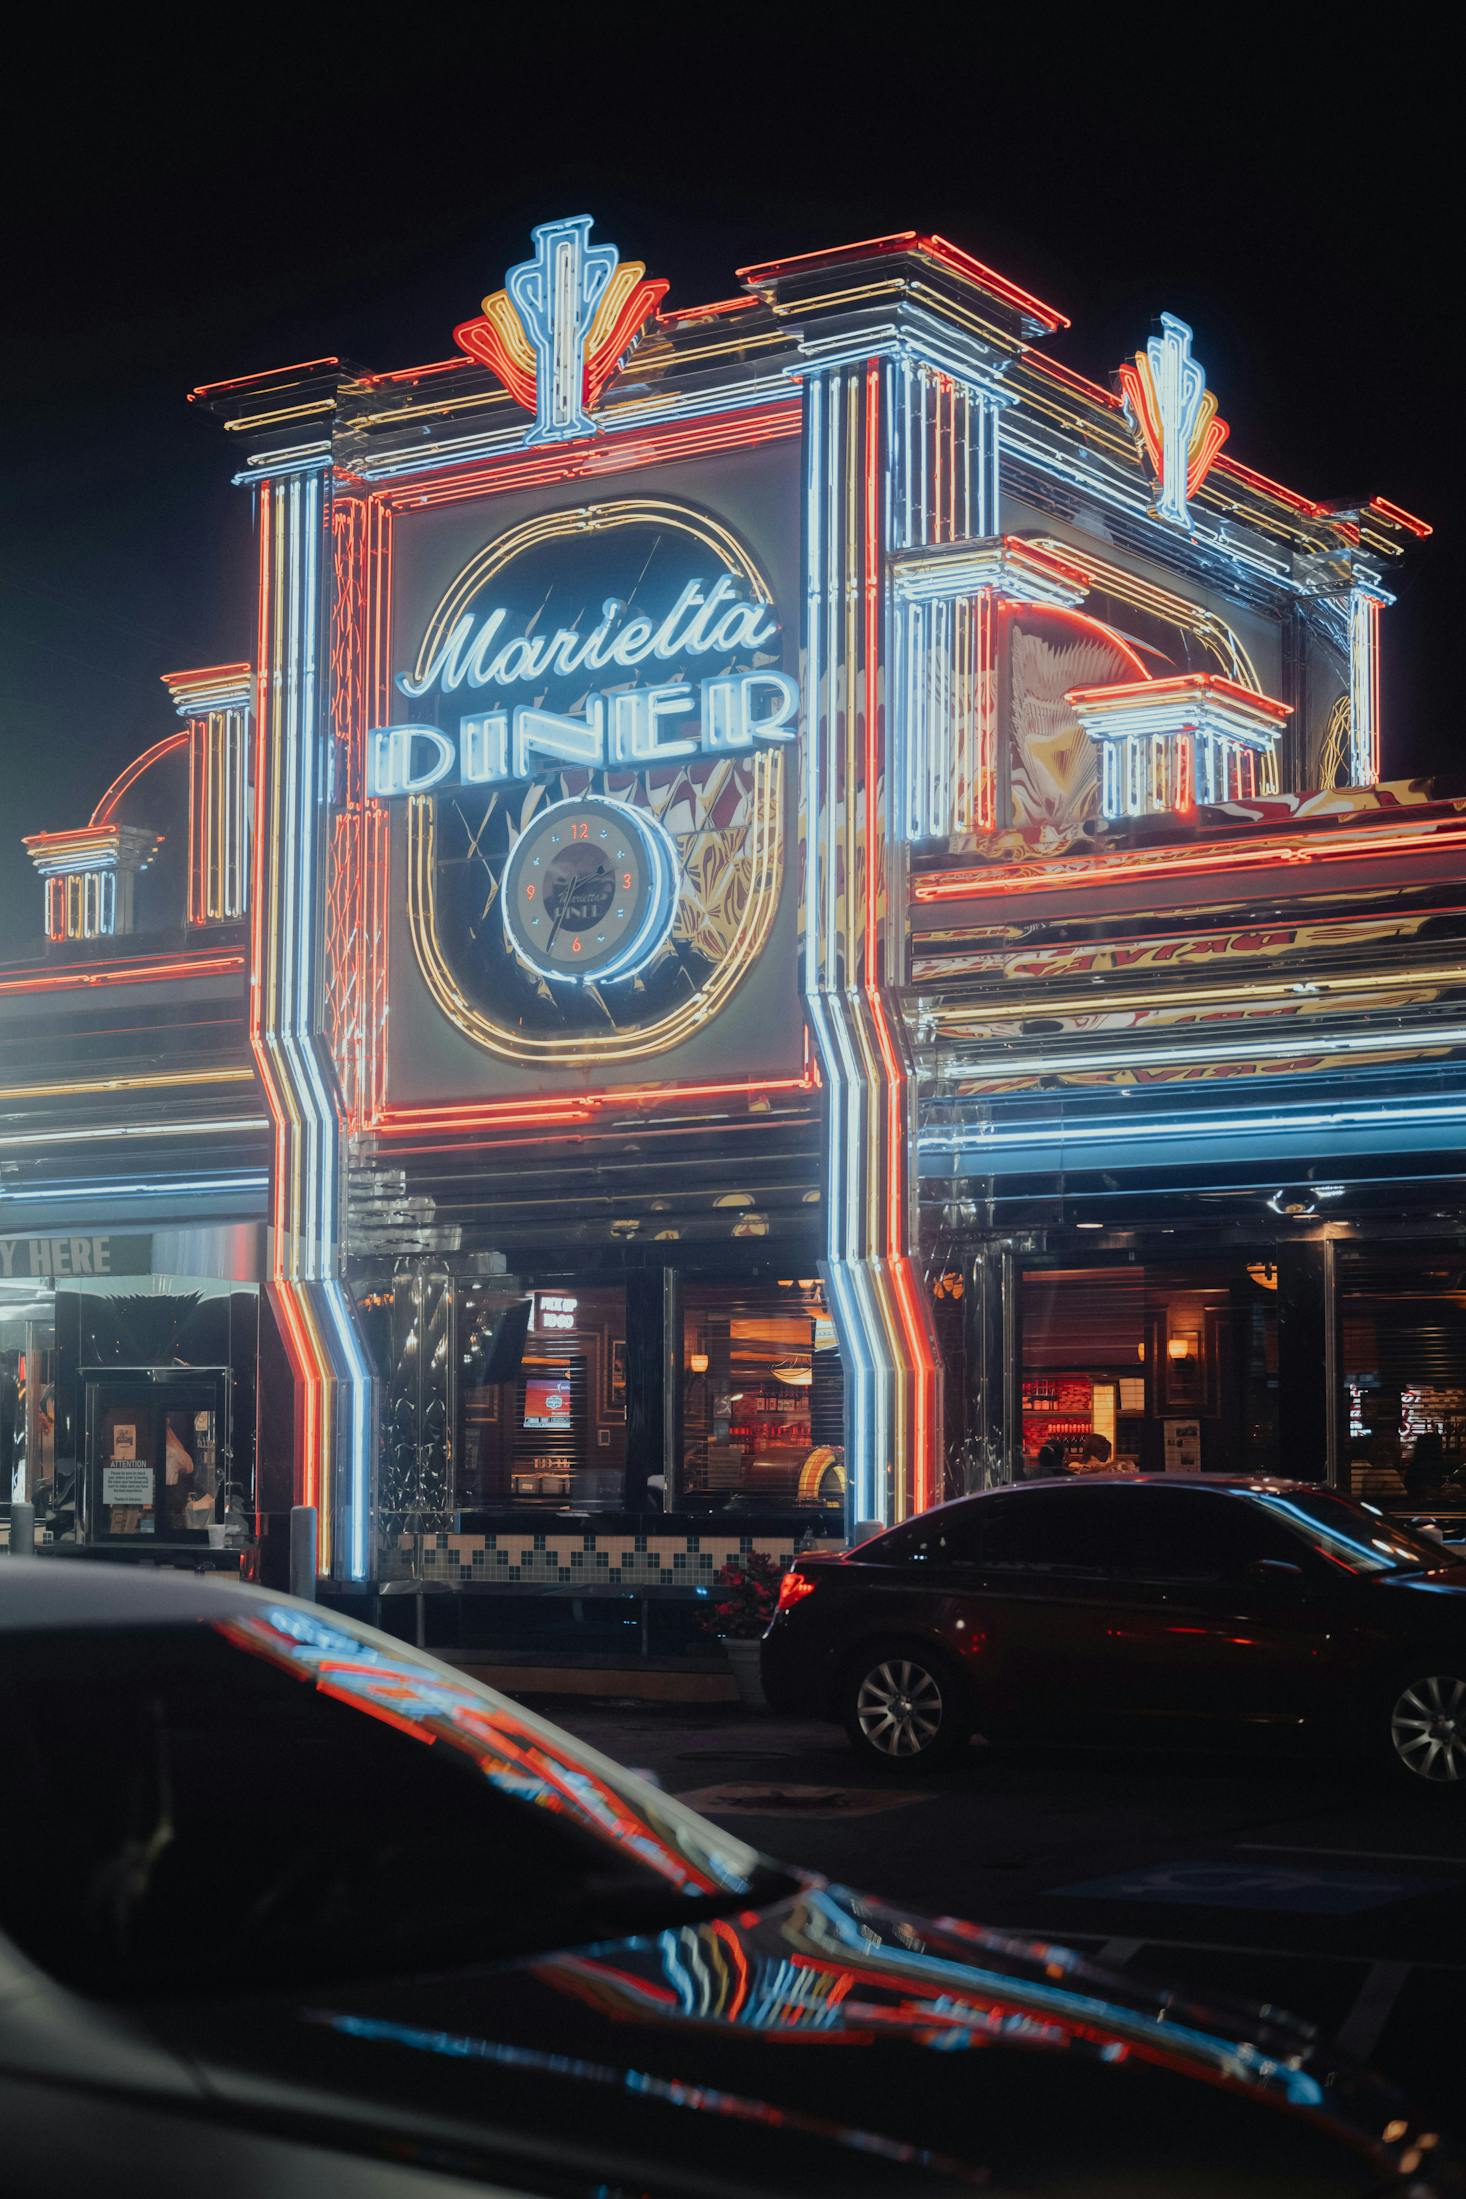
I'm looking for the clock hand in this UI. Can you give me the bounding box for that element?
[545,887,570,957]
[545,860,611,956]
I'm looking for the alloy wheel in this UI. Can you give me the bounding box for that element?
[1390,1674,1466,1783]
[855,1658,944,1759]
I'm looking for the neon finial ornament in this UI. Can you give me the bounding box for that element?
[1117,312,1229,531]
[454,216,669,443]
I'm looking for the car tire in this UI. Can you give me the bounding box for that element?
[839,1641,970,1774]
[1384,1670,1466,1789]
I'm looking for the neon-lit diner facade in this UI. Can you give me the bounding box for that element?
[1,219,1448,1595]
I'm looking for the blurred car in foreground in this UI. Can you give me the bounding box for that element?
[0,1559,1455,2196]
[763,1477,1466,1786]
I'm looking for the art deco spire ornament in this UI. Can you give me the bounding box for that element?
[1118,312,1229,530]
[454,215,668,443]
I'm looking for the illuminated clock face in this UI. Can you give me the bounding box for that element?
[501,794,679,985]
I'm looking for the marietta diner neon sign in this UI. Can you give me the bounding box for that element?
[367,577,798,798]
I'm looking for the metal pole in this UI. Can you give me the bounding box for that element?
[289,1504,318,1601]
[10,1501,35,1557]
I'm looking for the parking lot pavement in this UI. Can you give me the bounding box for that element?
[547,1699,1466,2133]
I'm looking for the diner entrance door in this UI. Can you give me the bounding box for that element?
[83,1370,228,1544]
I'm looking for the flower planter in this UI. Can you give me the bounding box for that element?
[722,1636,767,1710]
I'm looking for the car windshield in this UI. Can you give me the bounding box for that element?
[1249,1488,1453,1575]
[0,1602,778,1999]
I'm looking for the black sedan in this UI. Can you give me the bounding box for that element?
[0,1556,1456,2195]
[762,1476,1466,1784]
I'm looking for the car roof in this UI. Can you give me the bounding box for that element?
[1006,1475,1304,1493]
[887,1476,1323,1518]
[0,1555,286,1632]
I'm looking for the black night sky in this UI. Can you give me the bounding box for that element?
[2,29,1454,948]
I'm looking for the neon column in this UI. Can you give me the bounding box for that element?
[802,360,941,1528]
[1348,585,1386,786]
[163,663,253,924]
[250,460,375,1580]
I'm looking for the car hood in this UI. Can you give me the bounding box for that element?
[1380,1561,1466,1596]
[148,1880,1451,2198]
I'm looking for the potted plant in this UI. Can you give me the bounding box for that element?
[705,1551,781,1708]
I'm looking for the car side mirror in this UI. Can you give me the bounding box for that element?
[1247,1557,1304,1585]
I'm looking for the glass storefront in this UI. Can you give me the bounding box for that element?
[680,1281,844,1515]
[1,1261,257,1550]
[1018,1256,1281,1479]
[362,1265,847,1527]
[458,1282,626,1513]
[1341,1245,1466,1510]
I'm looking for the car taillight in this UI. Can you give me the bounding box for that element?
[776,1569,818,1612]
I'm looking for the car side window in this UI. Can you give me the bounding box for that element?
[1101,1488,1306,1583]
[869,1507,985,1566]
[976,1489,1134,1575]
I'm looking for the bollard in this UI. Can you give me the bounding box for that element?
[10,1502,35,1558]
[289,1505,318,1602]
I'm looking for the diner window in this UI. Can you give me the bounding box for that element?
[457,1284,625,1513]
[680,1281,844,1515]
[1341,1246,1466,1511]
[1020,1258,1279,1479]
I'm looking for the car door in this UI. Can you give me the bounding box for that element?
[1093,1486,1342,1734]
[952,1488,1142,1736]
[849,1497,1078,1729]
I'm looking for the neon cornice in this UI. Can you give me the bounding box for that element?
[162,661,252,713]
[1368,496,1431,539]
[913,818,1466,905]
[923,1093,1466,1157]
[23,825,161,873]
[0,1172,269,1205]
[191,357,342,400]
[660,296,761,325]
[357,399,800,503]
[1065,673,1291,724]
[0,950,244,997]
[0,1115,266,1150]
[940,1017,1466,1083]
[891,537,1089,607]
[0,1066,255,1103]
[930,958,1466,1026]
[737,231,1069,333]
